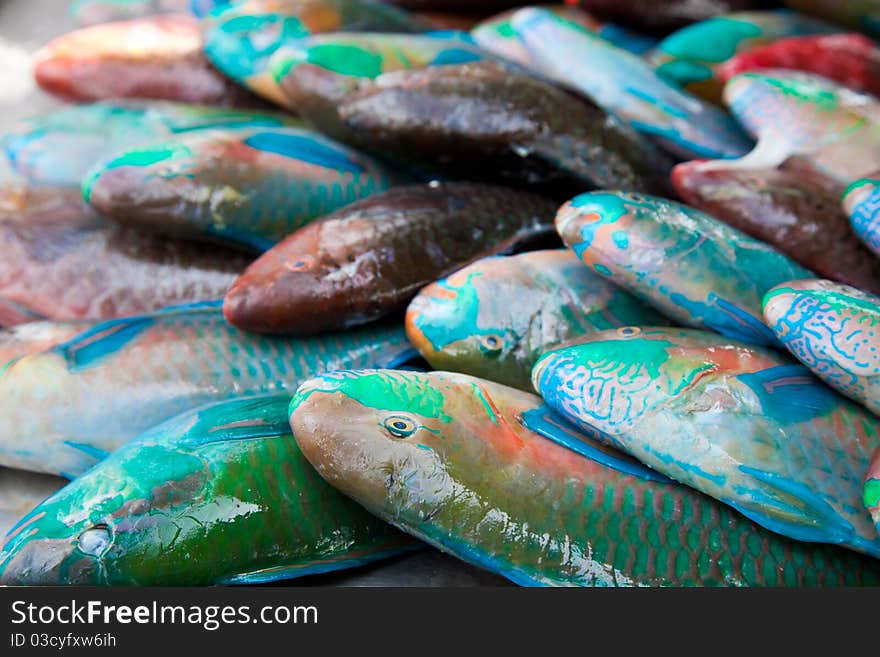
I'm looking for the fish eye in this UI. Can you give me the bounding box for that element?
[480,334,504,353]
[383,415,417,438]
[617,327,641,338]
[286,255,315,272]
[77,524,112,557]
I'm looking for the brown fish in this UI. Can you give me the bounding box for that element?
[33,15,265,108]
[563,0,779,32]
[0,187,251,325]
[223,182,558,335]
[672,161,880,295]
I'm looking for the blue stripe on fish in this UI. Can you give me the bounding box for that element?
[243,132,364,174]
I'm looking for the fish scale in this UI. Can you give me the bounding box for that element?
[0,303,414,478]
[289,369,880,586]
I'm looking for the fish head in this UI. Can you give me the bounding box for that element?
[289,369,536,525]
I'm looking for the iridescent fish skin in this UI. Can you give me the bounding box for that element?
[785,0,880,38]
[0,192,250,324]
[33,15,263,108]
[270,31,489,139]
[3,101,298,188]
[0,303,413,477]
[866,447,880,533]
[0,322,92,369]
[555,191,813,346]
[331,60,674,192]
[722,71,880,182]
[223,183,557,335]
[651,10,837,101]
[405,249,668,391]
[672,161,880,294]
[289,368,880,586]
[0,395,414,585]
[763,279,880,417]
[843,176,880,256]
[532,326,880,556]
[718,33,880,97]
[202,0,430,107]
[71,0,191,25]
[510,9,752,160]
[83,127,398,250]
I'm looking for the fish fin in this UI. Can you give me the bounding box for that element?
[216,544,420,585]
[520,405,674,484]
[242,131,363,174]
[693,136,794,173]
[63,441,109,462]
[179,395,293,448]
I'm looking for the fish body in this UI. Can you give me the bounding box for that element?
[0,303,413,477]
[784,0,880,38]
[866,447,880,534]
[223,183,558,335]
[0,395,414,585]
[202,0,430,107]
[511,8,753,160]
[3,101,297,188]
[555,191,813,346]
[652,10,837,100]
[289,368,880,585]
[0,188,250,323]
[564,0,778,32]
[405,249,668,390]
[843,177,880,256]
[327,60,674,192]
[672,161,880,294]
[0,322,92,369]
[34,15,263,107]
[763,279,880,417]
[532,327,880,556]
[83,126,398,250]
[718,33,880,97]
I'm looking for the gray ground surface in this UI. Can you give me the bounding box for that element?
[0,0,508,586]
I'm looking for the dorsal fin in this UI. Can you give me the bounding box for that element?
[179,395,293,448]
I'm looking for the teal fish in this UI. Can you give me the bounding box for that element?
[289,368,880,585]
[555,191,813,347]
[82,127,399,250]
[763,279,880,417]
[405,249,669,391]
[0,394,415,585]
[0,302,414,477]
[843,177,880,257]
[532,326,880,557]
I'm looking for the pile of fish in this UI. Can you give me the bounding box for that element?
[3,0,880,587]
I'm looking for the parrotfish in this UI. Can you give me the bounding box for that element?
[720,71,880,183]
[83,127,399,250]
[651,10,837,101]
[202,0,430,107]
[843,176,880,256]
[289,368,880,585]
[763,279,880,417]
[672,161,880,294]
[0,395,415,585]
[0,302,414,477]
[405,249,669,390]
[33,15,264,107]
[866,447,880,534]
[223,183,558,335]
[270,31,490,140]
[564,0,780,32]
[532,327,880,557]
[510,8,753,160]
[718,33,880,97]
[555,191,813,346]
[190,0,229,16]
[1,322,92,368]
[71,0,191,25]
[3,101,298,187]
[0,191,251,324]
[327,60,674,192]
[784,0,880,38]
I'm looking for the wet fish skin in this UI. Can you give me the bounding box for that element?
[0,394,415,585]
[0,191,251,324]
[510,8,753,160]
[289,368,880,586]
[555,191,813,347]
[202,0,431,107]
[843,176,880,257]
[223,182,558,335]
[3,101,298,188]
[763,279,880,417]
[335,60,674,192]
[83,127,399,250]
[672,161,880,294]
[0,303,414,477]
[405,249,669,391]
[34,15,265,108]
[532,326,880,556]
